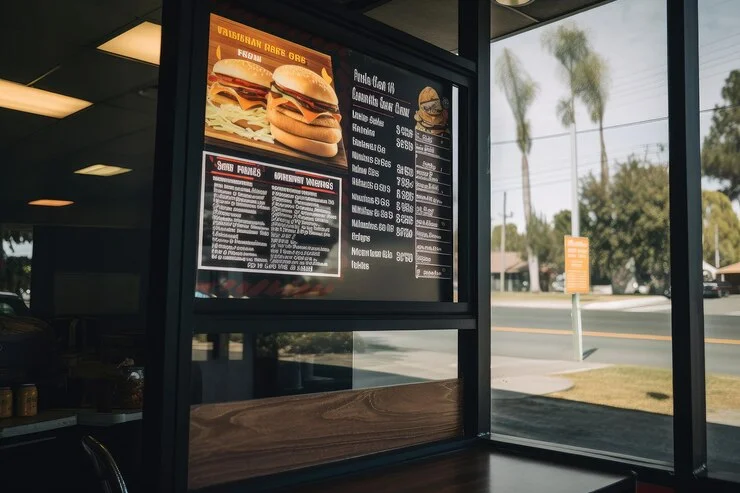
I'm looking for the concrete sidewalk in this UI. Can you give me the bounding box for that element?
[491,356,607,396]
[492,294,669,312]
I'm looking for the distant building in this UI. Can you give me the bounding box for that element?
[490,252,528,292]
[717,262,740,294]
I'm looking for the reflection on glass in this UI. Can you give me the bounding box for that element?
[699,0,740,475]
[490,0,673,463]
[190,330,457,404]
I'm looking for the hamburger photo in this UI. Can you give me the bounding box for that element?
[267,65,342,158]
[414,86,448,136]
[205,58,274,143]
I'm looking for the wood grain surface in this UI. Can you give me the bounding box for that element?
[188,379,462,490]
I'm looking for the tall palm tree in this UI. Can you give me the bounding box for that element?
[542,24,590,132]
[542,23,591,248]
[577,52,611,186]
[495,48,541,292]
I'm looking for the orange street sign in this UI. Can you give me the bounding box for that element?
[565,236,590,294]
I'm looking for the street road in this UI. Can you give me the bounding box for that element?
[193,299,740,377]
[492,306,740,375]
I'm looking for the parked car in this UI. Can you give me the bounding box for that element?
[663,282,731,299]
[703,281,732,298]
[0,291,31,316]
[551,274,565,293]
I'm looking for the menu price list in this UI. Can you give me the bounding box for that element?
[414,130,453,279]
[347,57,454,285]
[199,151,341,277]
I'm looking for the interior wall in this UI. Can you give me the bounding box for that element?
[31,225,150,331]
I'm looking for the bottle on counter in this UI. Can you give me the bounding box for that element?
[0,387,12,418]
[16,384,38,417]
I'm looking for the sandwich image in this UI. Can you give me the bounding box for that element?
[205,58,274,143]
[414,86,448,136]
[267,65,342,158]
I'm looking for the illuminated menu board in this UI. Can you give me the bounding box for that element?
[197,13,455,301]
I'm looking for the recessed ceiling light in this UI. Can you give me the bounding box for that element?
[495,0,535,6]
[98,21,161,66]
[28,199,74,207]
[74,164,132,177]
[0,80,92,118]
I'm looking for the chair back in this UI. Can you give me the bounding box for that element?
[81,435,129,493]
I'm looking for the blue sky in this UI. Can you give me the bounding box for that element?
[491,0,740,231]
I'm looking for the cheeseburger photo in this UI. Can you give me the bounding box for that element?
[267,65,342,158]
[414,86,448,136]
[205,58,273,142]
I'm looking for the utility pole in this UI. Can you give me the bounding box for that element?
[570,106,583,362]
[499,192,513,293]
[715,223,721,279]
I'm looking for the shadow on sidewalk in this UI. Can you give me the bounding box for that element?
[492,390,740,472]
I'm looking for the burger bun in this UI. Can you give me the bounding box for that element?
[268,105,342,144]
[212,58,272,88]
[270,124,339,158]
[418,86,442,115]
[273,65,338,106]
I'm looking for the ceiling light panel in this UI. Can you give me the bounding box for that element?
[0,80,92,118]
[495,0,535,6]
[97,21,162,66]
[75,164,132,177]
[28,199,74,207]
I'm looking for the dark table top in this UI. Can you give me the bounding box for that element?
[280,446,634,493]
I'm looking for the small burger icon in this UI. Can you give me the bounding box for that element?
[267,65,342,158]
[414,86,448,136]
[205,59,273,142]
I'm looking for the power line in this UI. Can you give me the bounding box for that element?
[493,142,666,181]
[492,149,665,191]
[491,103,739,147]
[491,116,668,146]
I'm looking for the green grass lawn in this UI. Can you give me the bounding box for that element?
[550,366,740,416]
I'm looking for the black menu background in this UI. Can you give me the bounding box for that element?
[197,12,455,302]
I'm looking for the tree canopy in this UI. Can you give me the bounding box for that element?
[495,48,538,155]
[541,23,591,128]
[0,228,33,294]
[491,223,526,253]
[702,190,740,267]
[702,70,740,203]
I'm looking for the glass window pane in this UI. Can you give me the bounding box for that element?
[490,0,673,463]
[189,329,459,489]
[699,0,740,475]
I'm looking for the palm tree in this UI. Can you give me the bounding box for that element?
[577,52,611,186]
[542,23,591,247]
[495,48,541,292]
[541,24,590,131]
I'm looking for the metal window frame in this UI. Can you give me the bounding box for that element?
[667,0,707,484]
[486,0,711,491]
[144,1,490,491]
[145,0,721,491]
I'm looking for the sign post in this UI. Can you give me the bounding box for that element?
[565,235,589,361]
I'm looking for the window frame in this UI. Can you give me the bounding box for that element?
[145,0,726,491]
[145,1,488,492]
[486,0,711,490]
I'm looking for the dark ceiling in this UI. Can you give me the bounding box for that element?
[0,1,161,229]
[0,0,607,230]
[363,0,610,51]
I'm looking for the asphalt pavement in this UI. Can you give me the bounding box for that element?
[491,305,740,375]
